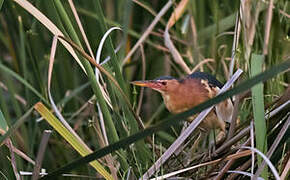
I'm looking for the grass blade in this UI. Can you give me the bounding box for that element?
[0,108,8,135]
[250,54,268,178]
[0,62,49,105]
[12,0,86,72]
[0,0,4,10]
[0,107,33,146]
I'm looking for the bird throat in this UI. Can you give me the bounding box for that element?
[161,92,196,114]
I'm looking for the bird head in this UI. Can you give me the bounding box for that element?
[131,76,179,94]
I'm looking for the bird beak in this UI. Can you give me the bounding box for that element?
[131,80,159,89]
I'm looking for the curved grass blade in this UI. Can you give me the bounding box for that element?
[58,36,143,128]
[40,60,290,179]
[76,7,160,51]
[93,0,126,92]
[242,146,280,180]
[46,36,115,177]
[94,27,122,108]
[227,171,264,180]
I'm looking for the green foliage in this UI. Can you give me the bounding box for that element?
[0,0,289,179]
[250,54,268,178]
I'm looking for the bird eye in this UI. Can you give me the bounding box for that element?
[161,81,167,85]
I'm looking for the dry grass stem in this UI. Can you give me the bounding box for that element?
[280,158,290,180]
[226,95,241,141]
[136,44,146,115]
[163,0,191,74]
[191,59,214,73]
[32,130,52,180]
[263,0,274,55]
[0,81,27,106]
[68,0,94,58]
[164,28,191,74]
[7,140,21,180]
[152,150,251,180]
[122,1,173,65]
[229,12,241,77]
[92,110,118,180]
[214,139,251,180]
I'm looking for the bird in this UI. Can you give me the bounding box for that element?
[131,71,233,133]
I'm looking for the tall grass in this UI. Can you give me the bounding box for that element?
[0,0,289,179]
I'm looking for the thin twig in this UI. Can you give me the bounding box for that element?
[191,59,214,73]
[0,81,27,106]
[250,121,255,175]
[151,31,190,46]
[280,157,290,180]
[32,130,52,180]
[278,9,290,18]
[263,0,274,55]
[92,112,118,180]
[190,16,198,53]
[7,140,21,180]
[132,0,167,26]
[164,26,191,74]
[226,94,240,141]
[229,12,241,78]
[122,1,173,65]
[215,126,250,155]
[20,171,101,179]
[214,138,250,180]
[152,150,251,180]
[164,0,191,74]
[68,0,94,58]
[248,1,262,47]
[218,45,230,79]
[9,146,35,165]
[136,44,146,115]
[227,158,252,180]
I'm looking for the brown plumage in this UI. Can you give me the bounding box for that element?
[132,72,233,132]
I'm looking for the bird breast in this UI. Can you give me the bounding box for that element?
[161,79,213,114]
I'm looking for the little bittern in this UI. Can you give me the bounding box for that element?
[132,72,233,132]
